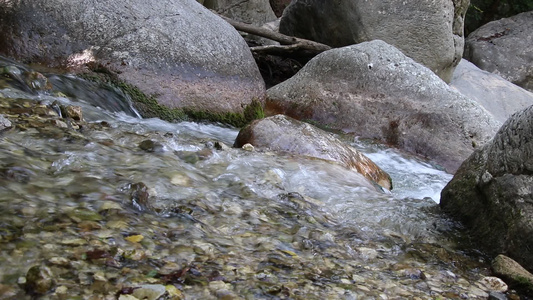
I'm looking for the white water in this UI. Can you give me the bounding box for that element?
[359,145,452,203]
[111,112,453,203]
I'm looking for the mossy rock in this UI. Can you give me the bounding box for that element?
[80,70,264,128]
[492,254,533,294]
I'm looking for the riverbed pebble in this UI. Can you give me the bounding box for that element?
[478,276,508,293]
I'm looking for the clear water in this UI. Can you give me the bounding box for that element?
[0,58,492,299]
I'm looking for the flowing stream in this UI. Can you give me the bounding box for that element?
[0,58,493,299]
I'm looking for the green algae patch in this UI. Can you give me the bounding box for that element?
[112,79,187,122]
[184,98,265,128]
[80,71,264,127]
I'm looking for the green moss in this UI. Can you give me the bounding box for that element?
[513,275,533,292]
[80,71,264,127]
[113,80,187,122]
[184,98,264,127]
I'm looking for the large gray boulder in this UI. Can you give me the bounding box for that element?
[234,114,392,190]
[464,11,533,92]
[0,0,265,115]
[266,40,500,173]
[441,106,533,273]
[279,0,469,82]
[450,59,533,123]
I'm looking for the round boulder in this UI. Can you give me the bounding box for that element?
[279,0,469,82]
[464,11,533,92]
[266,40,500,173]
[0,0,265,115]
[234,114,392,190]
[441,105,533,273]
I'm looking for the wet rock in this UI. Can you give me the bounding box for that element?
[492,255,533,293]
[49,119,68,128]
[60,238,88,246]
[24,71,52,91]
[196,148,213,160]
[48,257,70,267]
[1,65,22,77]
[241,143,254,151]
[208,280,238,299]
[21,206,37,217]
[0,114,11,130]
[170,173,192,187]
[356,247,378,261]
[63,105,83,121]
[467,286,489,298]
[131,284,166,300]
[129,182,152,211]
[279,0,469,82]
[464,11,533,92]
[165,284,185,299]
[125,234,144,243]
[235,115,392,190]
[176,151,199,164]
[78,220,102,232]
[67,208,103,222]
[267,40,500,173]
[23,265,55,295]
[441,106,533,271]
[106,220,128,230]
[139,140,164,153]
[478,276,508,293]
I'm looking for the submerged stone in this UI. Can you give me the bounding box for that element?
[67,208,103,222]
[131,284,167,300]
[24,265,55,295]
[64,105,83,121]
[139,140,164,153]
[0,114,11,129]
[128,182,151,211]
[235,114,392,190]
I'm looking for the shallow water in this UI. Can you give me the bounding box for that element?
[0,58,493,299]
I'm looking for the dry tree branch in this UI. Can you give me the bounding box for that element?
[214,12,332,57]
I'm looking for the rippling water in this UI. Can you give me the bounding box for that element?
[0,59,493,299]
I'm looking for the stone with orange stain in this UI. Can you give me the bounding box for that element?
[234,114,392,190]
